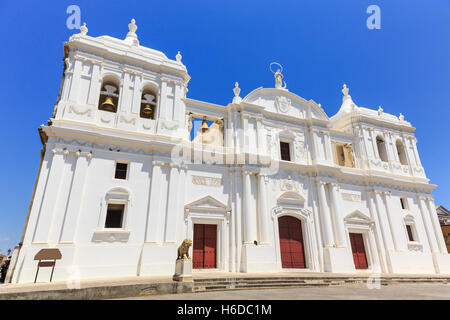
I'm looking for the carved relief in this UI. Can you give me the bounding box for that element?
[68,105,92,117]
[275,96,291,113]
[142,119,155,130]
[192,175,222,187]
[120,115,136,125]
[161,120,179,130]
[342,193,362,202]
[407,243,423,252]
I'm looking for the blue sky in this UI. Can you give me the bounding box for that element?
[0,1,449,255]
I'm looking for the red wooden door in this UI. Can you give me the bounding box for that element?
[349,233,368,269]
[278,216,306,268]
[193,224,217,269]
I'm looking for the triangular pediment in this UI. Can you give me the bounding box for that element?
[185,195,229,212]
[277,191,306,205]
[344,210,371,223]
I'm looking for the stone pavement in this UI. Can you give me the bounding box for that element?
[0,275,191,300]
[125,283,450,300]
[1,272,449,300]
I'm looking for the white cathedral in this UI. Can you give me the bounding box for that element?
[11,20,450,284]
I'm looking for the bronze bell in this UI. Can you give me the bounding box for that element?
[142,104,153,116]
[101,96,115,112]
[201,119,209,132]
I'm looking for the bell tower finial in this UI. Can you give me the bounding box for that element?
[79,22,88,35]
[125,18,139,46]
[176,51,182,63]
[232,82,242,104]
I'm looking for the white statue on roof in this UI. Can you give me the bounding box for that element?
[125,19,139,46]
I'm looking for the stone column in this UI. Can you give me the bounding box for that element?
[68,58,82,103]
[323,132,333,162]
[130,73,142,114]
[164,164,179,243]
[146,161,165,243]
[256,119,266,156]
[173,83,182,122]
[369,128,378,159]
[234,169,243,271]
[243,171,257,244]
[257,173,270,245]
[425,198,447,254]
[316,180,335,247]
[32,148,68,243]
[417,196,438,254]
[382,192,399,251]
[366,189,387,273]
[175,165,187,244]
[329,183,347,247]
[411,137,422,166]
[59,151,91,243]
[400,134,413,174]
[158,81,168,119]
[118,72,132,112]
[229,169,236,272]
[373,191,395,251]
[87,63,101,106]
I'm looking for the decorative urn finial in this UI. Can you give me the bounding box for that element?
[80,22,88,35]
[399,113,405,121]
[342,84,349,97]
[125,18,139,46]
[128,19,137,33]
[232,82,242,104]
[176,51,182,63]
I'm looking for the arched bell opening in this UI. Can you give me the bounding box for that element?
[140,85,158,119]
[98,76,120,113]
[396,139,408,165]
[376,136,388,162]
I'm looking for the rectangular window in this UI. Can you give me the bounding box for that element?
[115,162,128,180]
[406,225,414,242]
[280,141,291,161]
[105,204,125,228]
[400,197,408,210]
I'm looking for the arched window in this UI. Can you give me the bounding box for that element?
[98,76,120,113]
[103,187,130,229]
[396,140,408,165]
[140,86,158,119]
[403,214,418,243]
[376,136,388,162]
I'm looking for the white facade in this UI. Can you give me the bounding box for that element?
[12,20,450,284]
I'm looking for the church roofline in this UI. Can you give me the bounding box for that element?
[66,20,190,82]
[242,87,329,121]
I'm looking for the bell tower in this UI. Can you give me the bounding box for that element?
[52,19,190,140]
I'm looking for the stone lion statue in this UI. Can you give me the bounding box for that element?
[177,238,193,260]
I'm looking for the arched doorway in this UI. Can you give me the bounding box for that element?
[278,216,306,268]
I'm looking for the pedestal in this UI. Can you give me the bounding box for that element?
[173,258,193,282]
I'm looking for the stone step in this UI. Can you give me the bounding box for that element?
[194,282,333,292]
[192,276,448,292]
[194,277,450,284]
[194,279,356,286]
[193,277,369,283]
[193,279,376,292]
